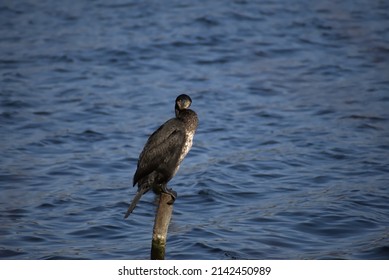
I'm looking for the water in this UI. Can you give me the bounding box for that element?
[1,0,388,260]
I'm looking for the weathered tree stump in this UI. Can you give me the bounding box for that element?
[150,192,173,260]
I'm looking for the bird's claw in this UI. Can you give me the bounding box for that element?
[167,189,177,205]
[160,185,177,205]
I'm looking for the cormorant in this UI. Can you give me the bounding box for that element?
[124,94,198,218]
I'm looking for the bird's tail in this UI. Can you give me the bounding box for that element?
[124,188,148,219]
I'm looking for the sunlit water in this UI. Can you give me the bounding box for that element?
[1,0,388,259]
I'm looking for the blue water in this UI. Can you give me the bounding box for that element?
[1,0,389,260]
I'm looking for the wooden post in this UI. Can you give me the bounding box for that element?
[150,193,173,260]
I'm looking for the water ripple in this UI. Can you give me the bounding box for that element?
[1,0,389,260]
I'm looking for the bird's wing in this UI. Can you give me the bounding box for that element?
[133,120,185,185]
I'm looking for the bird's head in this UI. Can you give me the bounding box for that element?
[175,94,192,116]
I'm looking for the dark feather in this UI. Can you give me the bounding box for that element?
[133,119,185,186]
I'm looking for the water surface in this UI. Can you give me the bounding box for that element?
[1,0,388,259]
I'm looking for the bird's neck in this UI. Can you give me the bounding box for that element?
[177,109,198,131]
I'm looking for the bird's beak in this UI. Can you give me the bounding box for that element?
[182,99,190,109]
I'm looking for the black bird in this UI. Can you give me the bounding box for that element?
[124,94,198,218]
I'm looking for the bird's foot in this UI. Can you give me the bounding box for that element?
[160,185,177,205]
